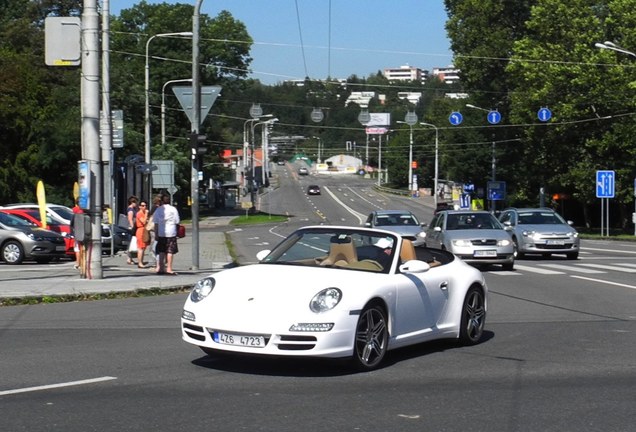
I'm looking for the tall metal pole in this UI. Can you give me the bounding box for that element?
[421,123,439,208]
[190,0,203,270]
[81,0,103,278]
[101,0,113,256]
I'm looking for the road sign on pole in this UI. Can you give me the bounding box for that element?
[596,170,615,198]
[173,85,222,126]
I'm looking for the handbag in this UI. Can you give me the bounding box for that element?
[177,224,186,238]
[128,235,138,253]
[142,227,151,244]
[145,215,155,231]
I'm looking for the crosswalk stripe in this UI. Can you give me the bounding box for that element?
[577,263,636,273]
[539,264,605,274]
[512,264,564,275]
[615,263,636,269]
[487,271,521,276]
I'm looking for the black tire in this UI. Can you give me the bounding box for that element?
[352,304,388,371]
[566,252,579,260]
[512,237,524,259]
[459,286,486,345]
[502,261,514,271]
[2,240,25,264]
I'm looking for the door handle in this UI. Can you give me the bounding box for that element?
[439,281,448,291]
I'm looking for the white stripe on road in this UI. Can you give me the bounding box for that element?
[512,264,564,275]
[0,376,117,396]
[570,276,636,290]
[539,264,605,274]
[615,263,636,268]
[580,247,636,255]
[486,271,521,276]
[577,263,636,273]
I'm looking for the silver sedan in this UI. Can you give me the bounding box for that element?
[424,210,515,270]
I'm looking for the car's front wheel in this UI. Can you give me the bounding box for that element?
[459,286,486,345]
[2,240,25,264]
[352,304,388,371]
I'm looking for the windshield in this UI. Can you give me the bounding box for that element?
[0,212,32,227]
[259,228,398,274]
[446,213,502,230]
[49,205,74,221]
[376,213,418,226]
[518,211,566,225]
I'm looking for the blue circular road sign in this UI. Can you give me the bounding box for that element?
[487,110,501,124]
[537,107,552,122]
[449,111,463,126]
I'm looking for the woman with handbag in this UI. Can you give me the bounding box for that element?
[135,200,150,268]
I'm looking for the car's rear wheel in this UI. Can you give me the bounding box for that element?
[352,304,388,371]
[2,241,25,264]
[459,286,486,345]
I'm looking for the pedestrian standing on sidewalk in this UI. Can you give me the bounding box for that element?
[135,200,150,268]
[154,194,180,275]
[125,195,138,265]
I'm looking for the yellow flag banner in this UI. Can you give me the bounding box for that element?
[36,181,47,229]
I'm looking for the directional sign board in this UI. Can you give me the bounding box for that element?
[487,181,506,200]
[537,107,552,122]
[173,85,222,126]
[596,170,615,198]
[487,110,501,124]
[460,193,471,209]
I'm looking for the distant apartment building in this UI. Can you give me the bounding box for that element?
[432,65,461,84]
[383,64,427,84]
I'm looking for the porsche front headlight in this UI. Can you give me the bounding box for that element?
[310,287,342,313]
[190,277,215,303]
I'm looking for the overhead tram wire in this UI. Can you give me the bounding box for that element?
[294,0,309,78]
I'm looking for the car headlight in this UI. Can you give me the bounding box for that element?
[497,239,511,246]
[451,239,472,247]
[522,230,538,239]
[190,277,215,303]
[310,287,342,313]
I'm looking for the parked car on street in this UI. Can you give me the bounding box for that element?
[498,208,580,259]
[424,210,514,270]
[0,208,74,258]
[0,212,67,264]
[181,225,487,371]
[364,210,426,246]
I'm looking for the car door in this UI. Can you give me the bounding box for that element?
[392,268,449,339]
[425,213,445,249]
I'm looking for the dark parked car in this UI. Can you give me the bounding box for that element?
[0,212,67,264]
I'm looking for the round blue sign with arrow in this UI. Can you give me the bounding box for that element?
[537,107,552,122]
[449,111,463,126]
[487,110,501,124]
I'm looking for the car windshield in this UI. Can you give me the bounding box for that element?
[49,205,73,221]
[0,212,32,227]
[259,228,399,274]
[376,214,418,226]
[518,211,566,225]
[446,213,501,230]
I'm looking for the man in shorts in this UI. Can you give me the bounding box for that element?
[153,194,180,275]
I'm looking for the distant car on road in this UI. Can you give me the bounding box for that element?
[298,167,309,175]
[424,210,514,270]
[364,210,426,246]
[0,212,67,264]
[498,208,580,259]
[307,185,321,195]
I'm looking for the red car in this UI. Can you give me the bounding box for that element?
[0,209,74,258]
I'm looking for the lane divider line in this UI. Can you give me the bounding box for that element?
[0,376,117,396]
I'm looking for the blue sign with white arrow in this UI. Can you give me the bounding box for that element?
[460,193,471,209]
[537,107,552,122]
[596,170,615,198]
[487,110,501,124]
[449,112,463,126]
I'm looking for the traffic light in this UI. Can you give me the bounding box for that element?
[189,133,207,160]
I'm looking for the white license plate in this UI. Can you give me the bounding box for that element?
[546,240,565,245]
[214,331,265,347]
[474,250,497,257]
[55,246,66,251]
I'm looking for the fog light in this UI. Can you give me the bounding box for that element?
[289,323,334,332]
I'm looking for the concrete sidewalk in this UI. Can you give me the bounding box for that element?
[0,216,235,301]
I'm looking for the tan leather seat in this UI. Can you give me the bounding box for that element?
[400,239,417,262]
[321,237,358,266]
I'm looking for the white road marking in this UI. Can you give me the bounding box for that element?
[0,376,117,396]
[570,276,636,290]
[512,264,564,275]
[539,264,605,274]
[580,247,636,255]
[487,271,521,276]
[577,263,636,273]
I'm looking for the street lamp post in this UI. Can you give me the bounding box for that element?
[466,103,497,210]
[161,78,192,146]
[420,122,439,208]
[397,111,418,196]
[144,31,192,201]
[251,118,278,210]
[243,114,273,193]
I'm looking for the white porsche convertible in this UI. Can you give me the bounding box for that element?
[181,226,488,371]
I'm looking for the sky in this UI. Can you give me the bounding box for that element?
[109,0,454,84]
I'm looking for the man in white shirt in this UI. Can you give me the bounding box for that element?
[153,194,180,275]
